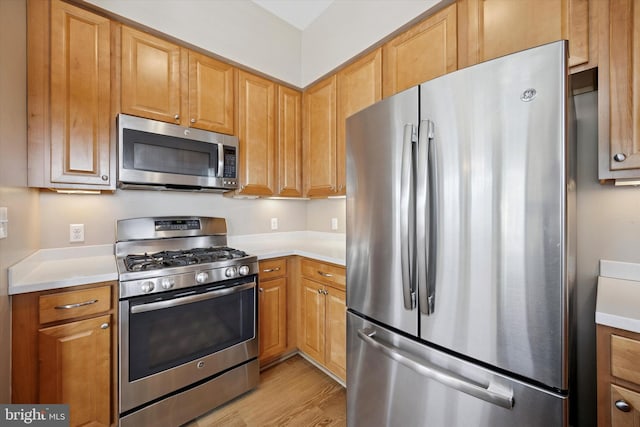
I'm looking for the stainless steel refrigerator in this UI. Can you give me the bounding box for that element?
[345,40,576,426]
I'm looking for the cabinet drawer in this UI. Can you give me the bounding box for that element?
[39,286,112,324]
[301,258,345,290]
[611,334,640,385]
[259,258,287,280]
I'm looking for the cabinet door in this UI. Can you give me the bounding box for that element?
[304,75,337,197]
[237,70,276,195]
[383,4,457,98]
[325,286,347,382]
[49,0,111,186]
[188,51,235,134]
[39,315,111,427]
[277,86,303,197]
[611,385,640,427]
[121,26,182,124]
[259,277,287,363]
[598,0,640,179]
[337,49,382,195]
[299,278,326,362]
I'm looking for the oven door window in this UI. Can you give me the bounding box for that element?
[127,279,255,381]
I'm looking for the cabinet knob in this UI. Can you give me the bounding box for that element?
[174,114,180,120]
[100,323,109,330]
[317,289,322,294]
[613,153,627,162]
[101,175,108,181]
[259,288,264,293]
[191,118,196,123]
[615,399,632,412]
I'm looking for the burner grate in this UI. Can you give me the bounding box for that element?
[123,246,249,272]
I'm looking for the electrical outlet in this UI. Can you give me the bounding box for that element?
[331,217,339,231]
[270,218,278,230]
[69,224,84,243]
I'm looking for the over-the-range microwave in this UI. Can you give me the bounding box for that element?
[117,114,238,192]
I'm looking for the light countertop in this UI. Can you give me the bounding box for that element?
[8,245,118,295]
[596,260,640,333]
[8,231,345,295]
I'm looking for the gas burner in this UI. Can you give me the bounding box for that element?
[123,246,250,272]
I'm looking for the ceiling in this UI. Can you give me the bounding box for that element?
[250,0,335,30]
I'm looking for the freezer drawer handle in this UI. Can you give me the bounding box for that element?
[357,328,514,410]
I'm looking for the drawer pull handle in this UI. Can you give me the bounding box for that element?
[262,267,281,273]
[54,299,98,310]
[318,271,333,278]
[615,400,632,412]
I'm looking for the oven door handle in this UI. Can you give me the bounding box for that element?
[130,282,255,314]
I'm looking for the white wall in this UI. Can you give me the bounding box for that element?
[83,0,443,87]
[0,0,40,403]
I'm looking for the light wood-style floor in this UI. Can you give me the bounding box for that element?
[186,355,346,427]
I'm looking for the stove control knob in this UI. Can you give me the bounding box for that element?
[141,281,155,293]
[161,278,175,290]
[195,272,209,284]
[225,267,237,278]
[238,265,250,276]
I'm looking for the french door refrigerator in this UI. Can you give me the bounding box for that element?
[345,41,575,427]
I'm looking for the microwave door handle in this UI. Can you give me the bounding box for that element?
[401,124,416,310]
[217,144,225,178]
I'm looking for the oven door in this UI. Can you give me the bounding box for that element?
[119,275,258,414]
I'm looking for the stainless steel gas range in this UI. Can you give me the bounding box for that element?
[115,216,259,427]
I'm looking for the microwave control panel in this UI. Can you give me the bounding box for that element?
[223,147,236,179]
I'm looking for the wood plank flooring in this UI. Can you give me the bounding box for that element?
[186,355,346,427]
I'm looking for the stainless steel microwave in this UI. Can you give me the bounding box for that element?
[117,114,238,192]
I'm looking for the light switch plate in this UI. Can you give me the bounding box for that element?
[0,207,7,239]
[270,218,278,230]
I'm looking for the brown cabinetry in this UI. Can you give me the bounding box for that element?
[28,0,114,190]
[303,76,338,197]
[121,26,235,134]
[277,86,303,197]
[598,0,640,180]
[258,258,288,364]
[457,0,595,71]
[383,4,457,98]
[298,258,346,381]
[597,325,640,426]
[12,283,116,427]
[237,71,277,195]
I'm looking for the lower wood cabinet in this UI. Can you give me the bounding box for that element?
[258,258,288,364]
[12,282,116,427]
[298,258,346,382]
[597,324,640,426]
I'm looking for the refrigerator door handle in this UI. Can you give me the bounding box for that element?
[401,124,417,310]
[357,328,514,410]
[417,120,436,315]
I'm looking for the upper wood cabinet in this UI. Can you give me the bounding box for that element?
[383,4,457,98]
[336,49,383,194]
[121,26,182,124]
[28,0,114,190]
[277,86,303,197]
[598,0,640,180]
[121,26,235,134]
[237,70,276,195]
[187,51,235,134]
[304,75,338,197]
[457,0,595,71]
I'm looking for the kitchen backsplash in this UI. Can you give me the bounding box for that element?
[38,190,345,248]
